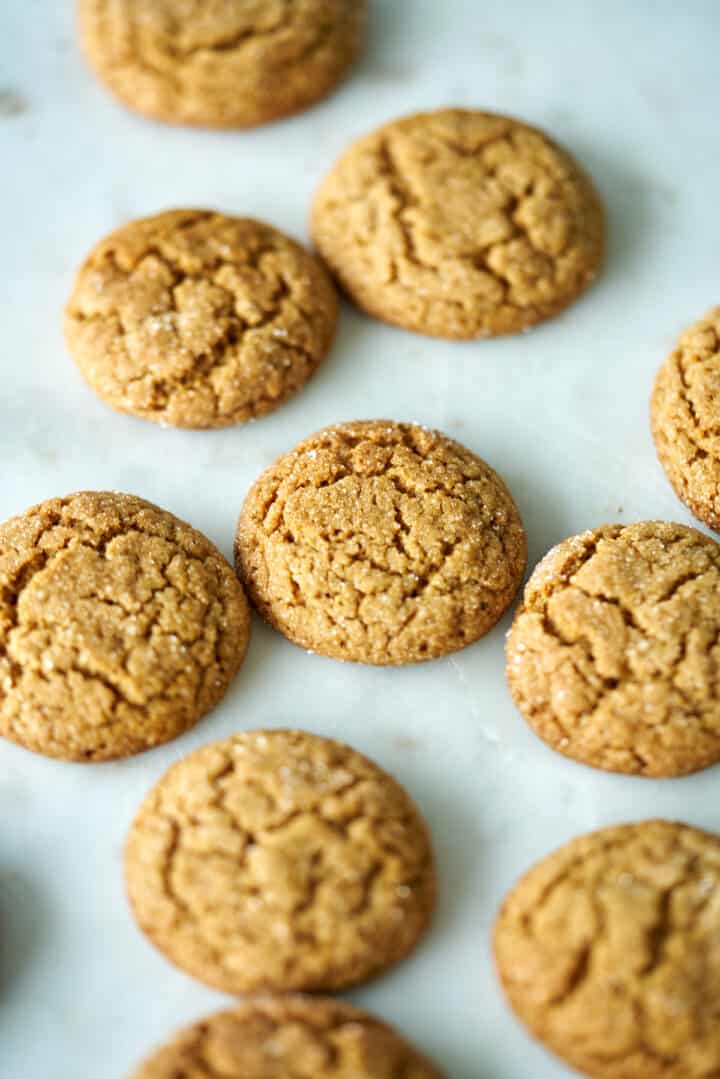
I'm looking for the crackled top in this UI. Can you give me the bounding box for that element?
[652,307,720,530]
[235,420,526,665]
[131,996,445,1079]
[0,491,249,761]
[78,0,367,128]
[124,729,436,994]
[311,109,604,339]
[494,819,720,1079]
[65,210,337,429]
[506,521,720,777]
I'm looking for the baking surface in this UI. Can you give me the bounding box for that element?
[1,2,719,1076]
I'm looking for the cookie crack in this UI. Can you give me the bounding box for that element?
[163,8,289,58]
[162,9,337,69]
[376,139,429,275]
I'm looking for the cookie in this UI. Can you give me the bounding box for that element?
[652,307,720,530]
[77,0,367,129]
[235,420,526,665]
[311,108,604,339]
[0,491,249,761]
[505,521,720,778]
[64,209,338,429]
[494,819,720,1079]
[125,729,435,994]
[130,996,444,1078]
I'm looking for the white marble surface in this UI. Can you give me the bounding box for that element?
[1,2,719,1076]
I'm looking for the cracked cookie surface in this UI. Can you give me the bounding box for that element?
[311,108,604,339]
[77,0,367,128]
[235,419,526,665]
[0,491,249,761]
[505,521,720,778]
[652,307,720,531]
[125,729,436,993]
[64,209,338,429]
[494,819,720,1079]
[131,995,444,1078]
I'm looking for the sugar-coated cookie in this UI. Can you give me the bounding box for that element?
[495,819,720,1079]
[236,420,526,664]
[125,729,436,993]
[506,521,720,777]
[130,996,445,1078]
[65,209,338,429]
[77,0,367,128]
[312,109,604,339]
[652,306,720,530]
[0,491,249,761]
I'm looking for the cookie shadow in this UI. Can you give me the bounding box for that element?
[357,1,419,87]
[0,868,50,994]
[412,783,482,943]
[234,614,277,692]
[494,464,573,577]
[302,300,378,416]
[572,141,672,281]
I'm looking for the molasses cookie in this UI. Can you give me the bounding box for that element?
[125,729,436,994]
[652,306,720,529]
[495,819,720,1079]
[0,491,249,761]
[236,420,526,664]
[130,996,444,1078]
[311,108,604,338]
[64,209,338,429]
[506,521,720,777]
[77,0,367,128]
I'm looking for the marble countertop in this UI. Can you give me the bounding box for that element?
[2,2,719,1076]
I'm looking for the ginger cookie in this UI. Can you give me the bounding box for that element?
[652,306,720,530]
[77,0,367,129]
[0,491,249,762]
[494,819,720,1079]
[130,996,444,1078]
[311,108,604,339]
[64,209,338,430]
[124,729,435,994]
[505,521,720,778]
[235,420,526,665]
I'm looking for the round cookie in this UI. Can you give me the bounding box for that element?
[0,491,249,762]
[311,108,604,339]
[652,307,720,530]
[125,729,435,994]
[505,520,720,778]
[494,819,720,1079]
[130,996,445,1079]
[77,0,367,129]
[235,419,526,665]
[64,209,338,429]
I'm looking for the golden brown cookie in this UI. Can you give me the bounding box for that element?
[64,209,338,429]
[0,491,249,762]
[125,729,435,994]
[311,108,604,339]
[235,420,526,665]
[505,521,720,778]
[130,996,444,1079]
[652,307,720,530]
[494,819,720,1079]
[77,0,367,128]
